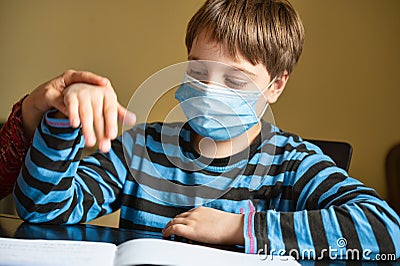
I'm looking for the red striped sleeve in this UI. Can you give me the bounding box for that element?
[0,95,32,200]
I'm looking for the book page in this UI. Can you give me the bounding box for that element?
[0,237,116,266]
[114,238,300,266]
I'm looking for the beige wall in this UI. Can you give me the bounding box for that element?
[0,0,399,225]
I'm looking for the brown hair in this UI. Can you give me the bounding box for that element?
[185,0,305,78]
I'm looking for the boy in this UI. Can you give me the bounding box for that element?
[14,0,399,260]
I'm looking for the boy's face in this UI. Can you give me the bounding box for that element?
[187,32,287,104]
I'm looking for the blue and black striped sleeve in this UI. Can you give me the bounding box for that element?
[247,148,400,259]
[13,111,128,224]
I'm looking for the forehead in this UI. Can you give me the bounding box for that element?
[188,32,270,79]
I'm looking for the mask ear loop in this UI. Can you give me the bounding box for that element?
[261,76,277,94]
[256,76,277,120]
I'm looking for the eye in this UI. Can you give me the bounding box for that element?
[225,77,248,89]
[188,69,207,76]
[187,67,207,81]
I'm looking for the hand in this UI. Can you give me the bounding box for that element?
[62,82,136,152]
[162,206,244,245]
[22,70,108,139]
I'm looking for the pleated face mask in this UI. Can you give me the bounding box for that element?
[175,74,276,141]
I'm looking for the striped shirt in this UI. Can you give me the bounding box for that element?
[14,111,400,259]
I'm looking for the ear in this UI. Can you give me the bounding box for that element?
[265,71,289,104]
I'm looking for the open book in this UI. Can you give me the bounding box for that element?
[0,237,299,266]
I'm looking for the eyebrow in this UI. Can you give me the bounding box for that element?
[187,55,257,78]
[229,67,257,78]
[187,56,206,65]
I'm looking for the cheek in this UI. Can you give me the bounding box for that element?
[255,92,270,116]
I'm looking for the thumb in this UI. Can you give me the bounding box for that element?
[48,94,69,117]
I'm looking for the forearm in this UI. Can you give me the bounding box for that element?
[21,93,49,139]
[14,111,85,223]
[250,200,400,260]
[248,150,400,259]
[0,96,32,200]
[14,111,126,224]
[244,168,400,260]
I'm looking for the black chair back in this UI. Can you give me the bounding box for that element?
[306,139,353,171]
[385,144,400,215]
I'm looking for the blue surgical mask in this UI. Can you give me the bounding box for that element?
[175,74,276,141]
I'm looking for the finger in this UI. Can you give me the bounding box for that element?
[162,224,173,237]
[103,92,118,140]
[117,104,136,126]
[92,96,109,152]
[65,93,81,128]
[79,97,96,147]
[162,224,187,238]
[163,217,187,235]
[62,69,108,88]
[175,212,191,219]
[92,94,108,151]
[166,217,188,228]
